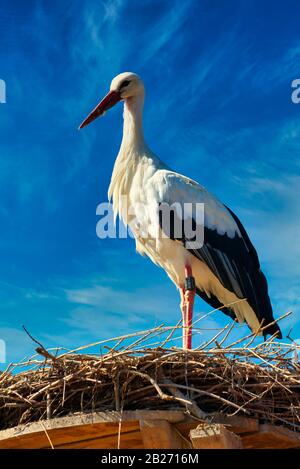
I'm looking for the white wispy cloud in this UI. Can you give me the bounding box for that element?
[139,0,192,64]
[250,40,300,89]
[65,283,176,315]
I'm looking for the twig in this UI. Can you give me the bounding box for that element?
[39,420,54,449]
[161,376,207,420]
[22,326,57,362]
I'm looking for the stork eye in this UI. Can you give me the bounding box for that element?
[120,80,130,89]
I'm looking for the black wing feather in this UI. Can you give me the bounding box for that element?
[196,288,236,320]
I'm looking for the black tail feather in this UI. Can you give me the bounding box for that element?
[196,288,282,339]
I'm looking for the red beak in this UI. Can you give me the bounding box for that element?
[79,90,121,129]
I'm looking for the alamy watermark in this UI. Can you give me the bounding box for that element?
[291,79,300,104]
[96,196,204,249]
[0,79,6,104]
[0,339,6,363]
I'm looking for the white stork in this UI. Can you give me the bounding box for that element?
[79,72,282,349]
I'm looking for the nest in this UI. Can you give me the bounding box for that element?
[0,310,299,433]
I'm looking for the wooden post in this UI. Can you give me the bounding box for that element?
[190,423,243,449]
[139,419,186,449]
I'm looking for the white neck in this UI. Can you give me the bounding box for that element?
[120,94,145,152]
[108,93,146,213]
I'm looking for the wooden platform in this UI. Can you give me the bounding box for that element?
[0,410,299,449]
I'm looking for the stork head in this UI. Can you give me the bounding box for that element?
[79,72,144,129]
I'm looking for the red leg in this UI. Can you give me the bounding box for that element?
[184,265,196,349]
[185,289,195,349]
[179,287,187,348]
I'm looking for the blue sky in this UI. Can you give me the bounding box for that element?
[0,0,300,364]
